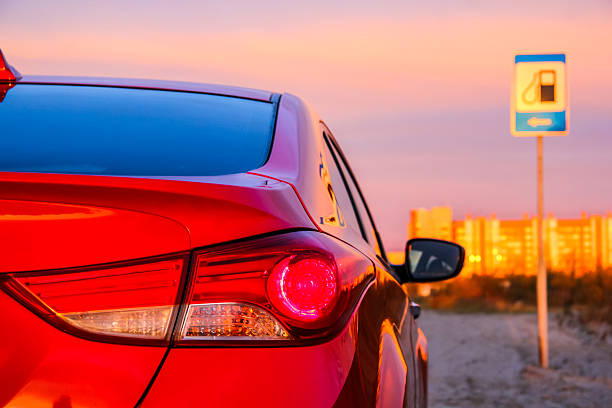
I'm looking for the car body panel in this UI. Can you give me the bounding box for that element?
[141,306,360,408]
[415,328,429,407]
[252,94,374,255]
[376,320,408,408]
[253,94,330,228]
[0,290,165,408]
[0,198,189,273]
[352,262,417,408]
[0,171,316,271]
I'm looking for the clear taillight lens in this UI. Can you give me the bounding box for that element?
[181,302,291,340]
[62,306,174,338]
[1,256,186,343]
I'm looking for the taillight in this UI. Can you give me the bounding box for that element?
[0,231,373,345]
[177,231,373,344]
[0,255,188,345]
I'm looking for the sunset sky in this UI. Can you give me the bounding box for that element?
[2,0,611,250]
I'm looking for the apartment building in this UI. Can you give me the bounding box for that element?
[408,207,612,276]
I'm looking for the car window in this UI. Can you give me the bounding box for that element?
[0,84,276,176]
[324,131,387,259]
[320,132,363,239]
[333,146,375,242]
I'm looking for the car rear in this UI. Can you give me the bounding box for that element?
[0,81,375,407]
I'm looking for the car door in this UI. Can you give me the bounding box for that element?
[320,125,421,407]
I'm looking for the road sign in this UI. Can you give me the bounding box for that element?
[511,53,568,137]
[511,52,569,368]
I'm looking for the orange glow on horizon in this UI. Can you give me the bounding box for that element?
[4,14,612,112]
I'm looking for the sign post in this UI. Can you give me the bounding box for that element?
[512,53,568,368]
[536,134,546,367]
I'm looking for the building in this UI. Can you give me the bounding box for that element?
[408,207,612,276]
[408,206,453,241]
[549,213,611,275]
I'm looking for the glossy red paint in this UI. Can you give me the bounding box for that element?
[0,198,189,272]
[247,171,322,232]
[0,172,315,271]
[0,290,166,408]
[376,321,408,408]
[416,327,429,406]
[251,95,374,257]
[141,308,360,408]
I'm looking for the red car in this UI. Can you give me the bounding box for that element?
[0,49,464,408]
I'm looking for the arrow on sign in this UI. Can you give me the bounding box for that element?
[528,117,553,128]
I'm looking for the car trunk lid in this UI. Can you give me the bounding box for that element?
[0,171,315,272]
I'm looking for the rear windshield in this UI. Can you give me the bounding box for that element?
[0,84,276,176]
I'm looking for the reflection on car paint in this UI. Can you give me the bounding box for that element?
[318,151,345,227]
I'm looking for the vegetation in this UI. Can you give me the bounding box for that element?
[413,270,612,327]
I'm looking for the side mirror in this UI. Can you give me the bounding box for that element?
[402,238,464,283]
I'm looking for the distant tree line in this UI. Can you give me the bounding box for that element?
[413,269,612,327]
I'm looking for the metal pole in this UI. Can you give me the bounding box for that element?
[537,135,549,368]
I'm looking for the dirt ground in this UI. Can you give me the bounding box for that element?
[417,311,612,407]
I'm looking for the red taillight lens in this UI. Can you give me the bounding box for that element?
[1,255,187,344]
[178,231,373,343]
[267,254,338,322]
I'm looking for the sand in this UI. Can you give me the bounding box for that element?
[417,311,612,407]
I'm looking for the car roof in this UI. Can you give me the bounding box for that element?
[18,75,277,102]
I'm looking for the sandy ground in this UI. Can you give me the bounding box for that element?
[417,311,612,407]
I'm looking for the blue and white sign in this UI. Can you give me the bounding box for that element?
[511,53,568,137]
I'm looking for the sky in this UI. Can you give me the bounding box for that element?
[1,0,611,250]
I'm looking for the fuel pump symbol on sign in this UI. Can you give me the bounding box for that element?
[522,70,556,104]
